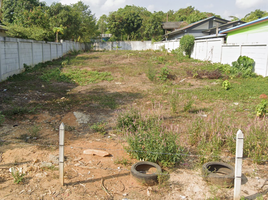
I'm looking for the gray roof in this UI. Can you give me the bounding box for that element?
[165,16,229,37]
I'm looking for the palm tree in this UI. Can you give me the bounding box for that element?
[53,26,64,42]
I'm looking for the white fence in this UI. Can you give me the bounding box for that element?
[0,37,86,81]
[2,36,268,80]
[94,39,268,77]
[191,38,268,77]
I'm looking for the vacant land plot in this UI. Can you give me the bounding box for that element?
[0,50,268,199]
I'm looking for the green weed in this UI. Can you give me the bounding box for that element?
[158,67,169,81]
[256,100,267,117]
[90,121,107,135]
[114,158,131,166]
[222,80,230,90]
[10,167,25,184]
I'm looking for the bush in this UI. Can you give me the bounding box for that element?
[118,109,185,167]
[179,35,195,57]
[256,100,267,117]
[231,56,256,78]
[126,126,185,167]
[158,67,170,81]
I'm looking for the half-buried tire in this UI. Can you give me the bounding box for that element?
[202,161,235,188]
[131,161,162,186]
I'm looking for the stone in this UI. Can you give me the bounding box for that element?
[83,149,111,157]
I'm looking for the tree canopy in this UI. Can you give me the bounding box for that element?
[1,2,267,42]
[0,0,98,42]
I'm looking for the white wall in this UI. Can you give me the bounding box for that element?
[192,39,268,77]
[0,37,86,81]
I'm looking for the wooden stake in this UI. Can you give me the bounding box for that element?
[59,123,65,186]
[234,129,244,200]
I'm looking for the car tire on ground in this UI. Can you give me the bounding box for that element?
[202,161,235,188]
[131,161,162,186]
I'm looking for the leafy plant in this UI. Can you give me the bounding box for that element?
[179,34,195,57]
[157,56,165,64]
[90,121,107,135]
[10,167,25,184]
[256,100,267,117]
[125,122,185,167]
[158,67,170,81]
[231,56,256,77]
[222,80,231,90]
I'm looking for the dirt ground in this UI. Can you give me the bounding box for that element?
[0,52,268,200]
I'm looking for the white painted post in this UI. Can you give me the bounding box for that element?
[234,129,244,200]
[59,123,65,186]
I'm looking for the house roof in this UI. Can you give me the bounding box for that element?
[195,34,226,40]
[202,20,245,33]
[164,16,229,37]
[219,16,268,34]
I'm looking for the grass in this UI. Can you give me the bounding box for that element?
[1,49,268,167]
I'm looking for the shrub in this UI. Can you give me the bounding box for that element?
[118,109,185,167]
[231,56,256,78]
[158,67,170,81]
[222,80,231,90]
[179,35,195,57]
[90,121,107,135]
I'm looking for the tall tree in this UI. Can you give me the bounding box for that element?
[97,14,108,34]
[242,9,268,22]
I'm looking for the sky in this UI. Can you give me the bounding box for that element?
[43,0,268,20]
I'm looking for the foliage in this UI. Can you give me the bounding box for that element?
[179,35,195,57]
[222,80,230,90]
[158,67,170,81]
[10,167,25,184]
[231,56,256,78]
[90,121,107,135]
[1,0,98,42]
[63,69,113,85]
[120,110,185,167]
[256,100,267,117]
[117,109,156,132]
[242,9,268,22]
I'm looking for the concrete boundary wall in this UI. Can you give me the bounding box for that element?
[0,37,86,81]
[191,39,268,77]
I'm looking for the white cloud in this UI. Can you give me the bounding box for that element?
[236,0,264,9]
[147,5,155,12]
[101,0,126,11]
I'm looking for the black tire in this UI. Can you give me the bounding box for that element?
[131,161,162,186]
[202,161,235,188]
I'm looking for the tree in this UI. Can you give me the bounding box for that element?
[143,12,164,41]
[97,14,108,34]
[242,9,268,22]
[123,11,142,40]
[180,34,195,57]
[53,26,64,42]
